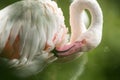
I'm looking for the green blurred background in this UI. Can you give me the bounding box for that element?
[0,0,120,80]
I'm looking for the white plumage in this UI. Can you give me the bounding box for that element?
[0,0,67,77]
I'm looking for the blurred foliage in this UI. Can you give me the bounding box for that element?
[0,0,120,80]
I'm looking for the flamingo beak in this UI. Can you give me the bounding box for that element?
[51,39,87,57]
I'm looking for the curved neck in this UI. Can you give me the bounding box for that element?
[70,0,103,42]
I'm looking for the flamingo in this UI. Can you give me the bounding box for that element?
[0,0,103,77]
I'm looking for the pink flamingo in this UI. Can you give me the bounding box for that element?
[0,0,103,77]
